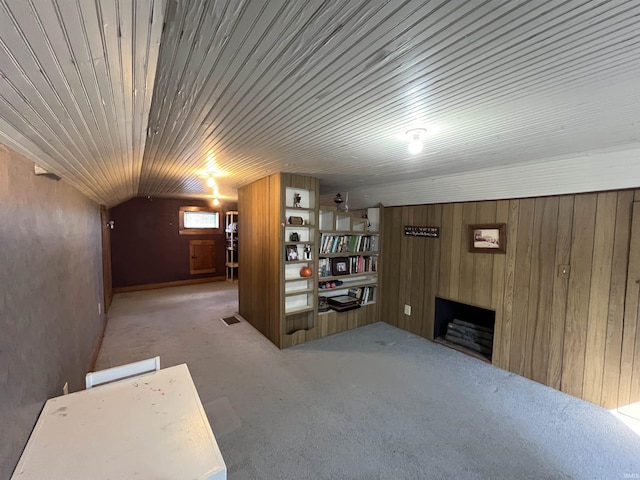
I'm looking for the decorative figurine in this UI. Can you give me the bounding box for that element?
[304,244,311,259]
[362,212,371,231]
[293,192,302,208]
[334,192,348,212]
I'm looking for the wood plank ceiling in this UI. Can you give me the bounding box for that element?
[0,0,639,208]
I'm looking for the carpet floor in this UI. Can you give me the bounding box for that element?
[96,282,640,479]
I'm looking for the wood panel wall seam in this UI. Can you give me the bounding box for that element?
[380,190,640,409]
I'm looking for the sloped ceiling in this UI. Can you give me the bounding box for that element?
[0,0,163,205]
[0,0,639,209]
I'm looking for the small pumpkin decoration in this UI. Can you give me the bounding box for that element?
[300,266,313,277]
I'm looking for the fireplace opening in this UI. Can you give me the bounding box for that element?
[434,297,495,362]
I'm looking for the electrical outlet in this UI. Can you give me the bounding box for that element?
[404,304,412,315]
[63,382,69,395]
[98,302,102,315]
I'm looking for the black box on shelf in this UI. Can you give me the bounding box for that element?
[327,295,360,312]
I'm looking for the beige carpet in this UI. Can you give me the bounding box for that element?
[96,282,640,479]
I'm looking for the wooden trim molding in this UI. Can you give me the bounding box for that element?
[179,206,222,235]
[112,276,225,294]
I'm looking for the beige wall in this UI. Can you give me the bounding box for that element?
[0,146,105,477]
[381,190,640,409]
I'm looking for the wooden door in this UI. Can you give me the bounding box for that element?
[189,240,216,274]
[618,201,640,416]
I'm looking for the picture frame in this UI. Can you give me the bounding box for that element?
[468,223,506,254]
[331,257,349,276]
[286,245,299,261]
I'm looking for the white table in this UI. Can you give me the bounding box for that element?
[11,364,227,479]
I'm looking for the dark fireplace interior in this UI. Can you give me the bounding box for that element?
[434,297,496,362]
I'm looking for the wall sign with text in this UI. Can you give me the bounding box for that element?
[404,226,440,238]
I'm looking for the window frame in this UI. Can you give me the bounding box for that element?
[179,206,222,235]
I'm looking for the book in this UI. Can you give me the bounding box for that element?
[348,235,358,252]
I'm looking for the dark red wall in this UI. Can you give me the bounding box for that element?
[109,197,237,288]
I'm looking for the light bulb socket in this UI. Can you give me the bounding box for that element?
[406,128,427,139]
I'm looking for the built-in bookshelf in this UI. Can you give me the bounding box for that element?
[283,185,317,328]
[238,173,320,349]
[238,173,382,348]
[317,206,381,330]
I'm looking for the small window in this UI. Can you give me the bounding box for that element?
[184,211,218,229]
[179,206,221,235]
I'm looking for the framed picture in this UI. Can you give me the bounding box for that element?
[331,257,350,276]
[468,224,506,253]
[286,245,299,261]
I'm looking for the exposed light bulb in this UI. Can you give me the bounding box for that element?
[408,140,423,154]
[406,128,427,155]
[213,197,220,206]
[206,177,216,188]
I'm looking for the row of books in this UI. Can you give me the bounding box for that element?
[317,256,376,277]
[349,255,377,274]
[348,286,376,304]
[319,234,377,253]
[318,258,333,277]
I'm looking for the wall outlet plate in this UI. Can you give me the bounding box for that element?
[404,304,412,315]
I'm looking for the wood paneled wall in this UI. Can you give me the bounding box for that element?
[381,190,640,409]
[238,175,280,346]
[239,173,323,348]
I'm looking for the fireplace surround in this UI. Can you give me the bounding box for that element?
[434,297,496,361]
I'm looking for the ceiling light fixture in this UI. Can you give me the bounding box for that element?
[213,197,220,206]
[206,176,216,188]
[406,128,427,154]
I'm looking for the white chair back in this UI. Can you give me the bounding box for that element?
[85,356,161,389]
